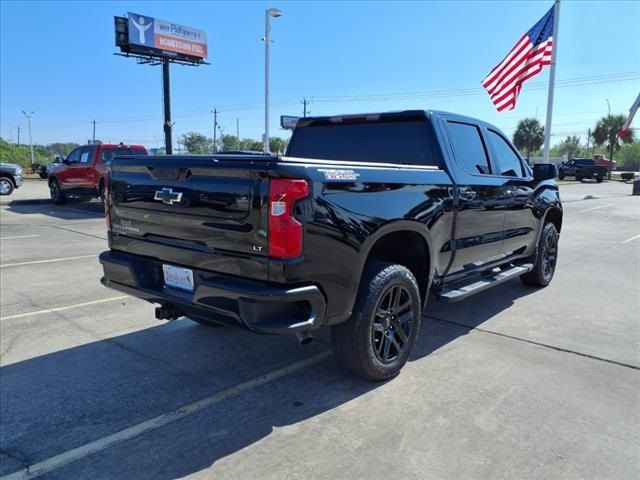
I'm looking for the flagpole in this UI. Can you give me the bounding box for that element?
[542,0,561,163]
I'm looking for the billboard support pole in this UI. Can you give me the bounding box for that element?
[162,58,173,154]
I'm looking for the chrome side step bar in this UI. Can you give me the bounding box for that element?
[437,263,533,303]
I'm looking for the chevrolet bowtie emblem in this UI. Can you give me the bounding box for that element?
[154,187,183,205]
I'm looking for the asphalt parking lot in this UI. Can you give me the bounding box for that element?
[1,180,639,479]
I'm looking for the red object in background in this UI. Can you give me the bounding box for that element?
[593,154,616,171]
[51,143,147,197]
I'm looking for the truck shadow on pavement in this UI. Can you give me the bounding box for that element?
[0,282,535,478]
[4,199,105,221]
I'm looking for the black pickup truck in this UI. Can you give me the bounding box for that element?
[99,110,562,381]
[557,158,607,182]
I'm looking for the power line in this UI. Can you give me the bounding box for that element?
[74,71,640,125]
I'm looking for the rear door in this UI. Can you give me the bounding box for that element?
[442,119,506,272]
[108,156,268,262]
[484,129,537,257]
[97,146,147,185]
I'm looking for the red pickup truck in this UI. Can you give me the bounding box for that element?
[48,143,147,204]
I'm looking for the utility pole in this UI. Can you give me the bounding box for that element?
[212,109,218,152]
[10,126,20,145]
[586,128,591,157]
[236,118,240,149]
[301,97,311,117]
[91,120,97,144]
[22,111,35,165]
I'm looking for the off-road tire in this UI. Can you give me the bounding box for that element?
[331,261,422,381]
[520,223,559,287]
[0,177,14,196]
[49,178,67,204]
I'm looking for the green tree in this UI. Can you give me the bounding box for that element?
[220,134,240,152]
[269,137,288,154]
[592,114,635,163]
[615,141,640,171]
[239,138,264,152]
[556,135,581,159]
[180,132,212,153]
[513,118,545,161]
[47,142,80,156]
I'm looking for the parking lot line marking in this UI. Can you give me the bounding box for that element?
[0,255,96,268]
[0,350,332,480]
[580,203,615,213]
[0,235,41,240]
[427,315,640,371]
[0,296,130,321]
[621,233,640,244]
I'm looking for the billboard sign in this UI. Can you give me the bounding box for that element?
[127,12,207,60]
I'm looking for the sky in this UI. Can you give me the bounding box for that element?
[1,0,639,150]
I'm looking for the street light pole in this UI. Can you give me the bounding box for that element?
[22,111,35,165]
[264,8,282,154]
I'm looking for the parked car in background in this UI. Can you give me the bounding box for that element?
[47,143,147,204]
[0,162,24,195]
[37,156,65,179]
[558,158,608,182]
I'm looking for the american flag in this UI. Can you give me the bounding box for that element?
[482,6,555,112]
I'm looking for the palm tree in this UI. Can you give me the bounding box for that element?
[513,118,545,161]
[592,114,635,163]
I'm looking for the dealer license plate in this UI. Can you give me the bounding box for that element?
[162,264,194,292]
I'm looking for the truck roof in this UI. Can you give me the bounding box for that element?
[94,143,146,149]
[296,109,498,131]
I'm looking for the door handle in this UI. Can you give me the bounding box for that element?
[459,189,477,201]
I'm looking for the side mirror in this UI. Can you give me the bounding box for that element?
[533,163,557,181]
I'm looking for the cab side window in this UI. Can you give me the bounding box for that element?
[66,148,82,163]
[487,130,525,177]
[446,122,491,175]
[100,148,115,163]
[80,146,94,164]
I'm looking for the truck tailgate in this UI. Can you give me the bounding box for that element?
[108,156,269,276]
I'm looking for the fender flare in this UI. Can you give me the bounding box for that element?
[343,220,436,314]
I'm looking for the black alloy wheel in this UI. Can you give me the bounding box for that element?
[371,284,414,363]
[540,227,558,283]
[331,261,422,381]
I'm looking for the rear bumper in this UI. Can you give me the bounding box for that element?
[99,250,326,334]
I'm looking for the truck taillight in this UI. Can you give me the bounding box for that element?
[268,178,309,259]
[103,172,112,230]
